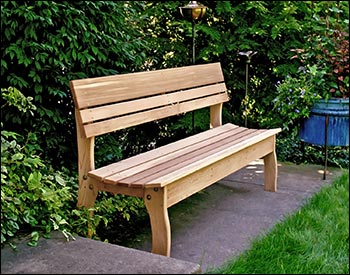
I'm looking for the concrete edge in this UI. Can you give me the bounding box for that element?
[1,231,201,274]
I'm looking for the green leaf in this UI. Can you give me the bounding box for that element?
[28,171,42,190]
[55,174,66,186]
[11,153,23,161]
[72,49,77,60]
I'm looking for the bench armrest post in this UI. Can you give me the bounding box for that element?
[210,103,223,128]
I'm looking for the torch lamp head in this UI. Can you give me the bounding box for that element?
[179,1,207,22]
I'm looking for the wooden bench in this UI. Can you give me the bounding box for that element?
[69,62,281,257]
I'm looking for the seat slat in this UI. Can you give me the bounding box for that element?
[97,126,279,188]
[140,128,281,187]
[89,123,238,181]
[102,125,250,186]
[117,127,266,186]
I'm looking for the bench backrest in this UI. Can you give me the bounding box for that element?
[70,62,229,138]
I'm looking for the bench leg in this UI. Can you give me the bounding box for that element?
[263,149,278,192]
[77,178,98,209]
[144,187,171,257]
[77,178,98,238]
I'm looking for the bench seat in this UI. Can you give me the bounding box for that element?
[89,123,280,208]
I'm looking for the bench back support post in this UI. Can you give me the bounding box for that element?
[75,109,98,208]
[210,103,223,128]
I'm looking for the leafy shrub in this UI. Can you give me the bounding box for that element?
[1,87,147,247]
[290,2,349,99]
[1,129,77,246]
[273,65,324,131]
[1,87,74,246]
[1,1,150,168]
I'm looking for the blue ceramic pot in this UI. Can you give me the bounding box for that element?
[299,98,349,146]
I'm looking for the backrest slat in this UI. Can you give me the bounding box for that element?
[80,83,227,124]
[84,93,229,138]
[70,62,229,138]
[71,63,224,109]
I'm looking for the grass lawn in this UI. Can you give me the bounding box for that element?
[207,170,349,274]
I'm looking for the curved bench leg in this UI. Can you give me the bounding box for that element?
[144,187,171,256]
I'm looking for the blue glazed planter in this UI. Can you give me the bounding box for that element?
[299,98,349,146]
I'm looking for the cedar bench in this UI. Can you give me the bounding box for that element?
[69,62,281,257]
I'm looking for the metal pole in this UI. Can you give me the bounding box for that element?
[239,51,257,128]
[179,1,207,134]
[192,21,195,65]
[245,62,248,127]
[192,20,195,132]
[323,114,329,180]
